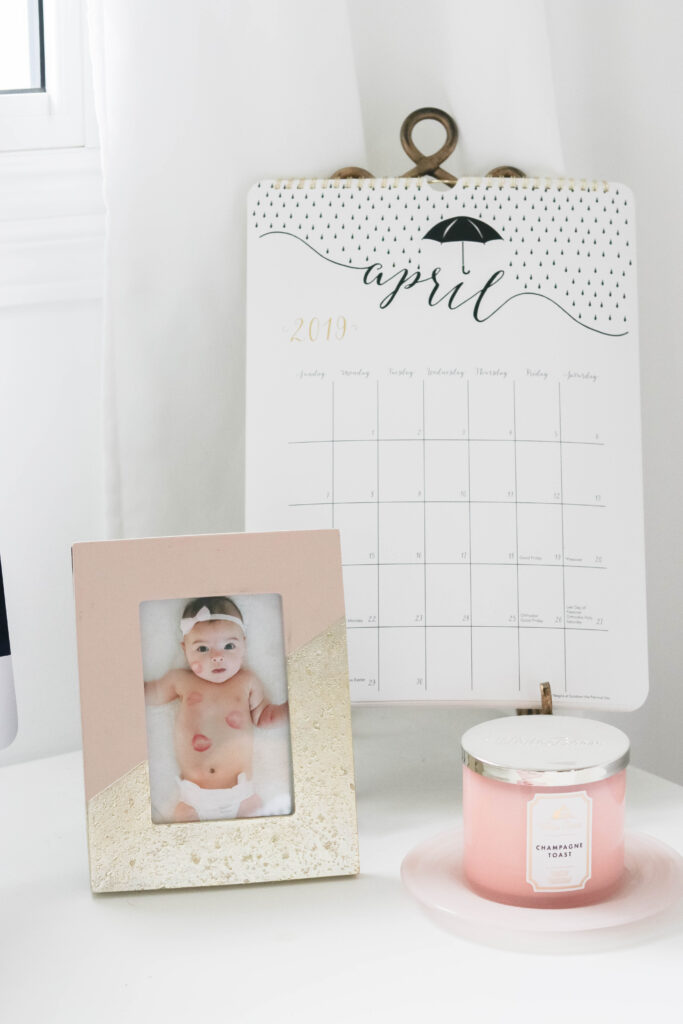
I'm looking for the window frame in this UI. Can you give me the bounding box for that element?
[0,0,91,153]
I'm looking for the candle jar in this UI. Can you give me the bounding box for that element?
[461,716,629,908]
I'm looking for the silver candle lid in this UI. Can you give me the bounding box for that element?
[461,715,630,786]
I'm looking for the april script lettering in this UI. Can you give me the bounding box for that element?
[259,231,628,337]
[362,263,505,319]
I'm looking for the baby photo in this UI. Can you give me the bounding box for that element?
[141,593,293,824]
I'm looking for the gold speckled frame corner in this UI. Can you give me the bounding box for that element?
[87,618,357,892]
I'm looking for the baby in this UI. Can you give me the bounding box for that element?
[145,596,289,822]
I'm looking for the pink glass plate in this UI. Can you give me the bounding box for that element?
[401,829,683,935]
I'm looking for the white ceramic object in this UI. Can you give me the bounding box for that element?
[402,829,683,935]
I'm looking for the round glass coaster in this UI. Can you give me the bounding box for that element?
[401,829,683,937]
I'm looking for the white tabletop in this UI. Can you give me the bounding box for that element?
[3,706,683,1023]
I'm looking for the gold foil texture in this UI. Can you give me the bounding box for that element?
[87,619,358,892]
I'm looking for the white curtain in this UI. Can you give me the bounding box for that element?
[86,0,563,539]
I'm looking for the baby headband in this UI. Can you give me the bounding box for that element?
[180,606,246,637]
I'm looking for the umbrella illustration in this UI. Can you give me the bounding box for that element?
[423,216,503,275]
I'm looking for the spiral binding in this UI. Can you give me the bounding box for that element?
[268,177,610,193]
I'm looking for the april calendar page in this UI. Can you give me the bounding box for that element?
[245,177,648,709]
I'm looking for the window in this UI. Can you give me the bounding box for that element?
[0,1,45,94]
[0,0,92,152]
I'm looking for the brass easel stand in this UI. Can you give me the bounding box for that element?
[517,682,553,716]
[332,106,525,182]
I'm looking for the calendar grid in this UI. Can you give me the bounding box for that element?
[290,438,605,446]
[290,500,607,509]
[341,561,606,570]
[422,380,427,691]
[288,376,608,700]
[345,624,608,632]
[558,382,568,694]
[466,381,474,690]
[376,380,380,693]
[512,382,521,691]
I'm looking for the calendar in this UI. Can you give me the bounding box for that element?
[245,178,648,709]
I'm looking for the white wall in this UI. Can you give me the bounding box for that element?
[0,150,105,767]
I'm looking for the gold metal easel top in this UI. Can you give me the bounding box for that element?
[332,106,525,182]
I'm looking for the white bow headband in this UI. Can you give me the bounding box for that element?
[180,606,246,637]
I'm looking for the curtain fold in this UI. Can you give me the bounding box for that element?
[87,0,562,539]
[442,0,563,176]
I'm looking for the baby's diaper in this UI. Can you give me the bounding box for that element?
[177,773,255,821]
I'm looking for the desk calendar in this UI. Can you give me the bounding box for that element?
[246,177,647,709]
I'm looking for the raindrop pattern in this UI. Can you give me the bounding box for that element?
[250,179,633,333]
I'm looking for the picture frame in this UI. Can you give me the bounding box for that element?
[73,529,358,892]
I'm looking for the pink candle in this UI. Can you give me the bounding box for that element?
[461,716,629,908]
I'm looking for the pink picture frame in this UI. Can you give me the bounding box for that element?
[73,529,358,892]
